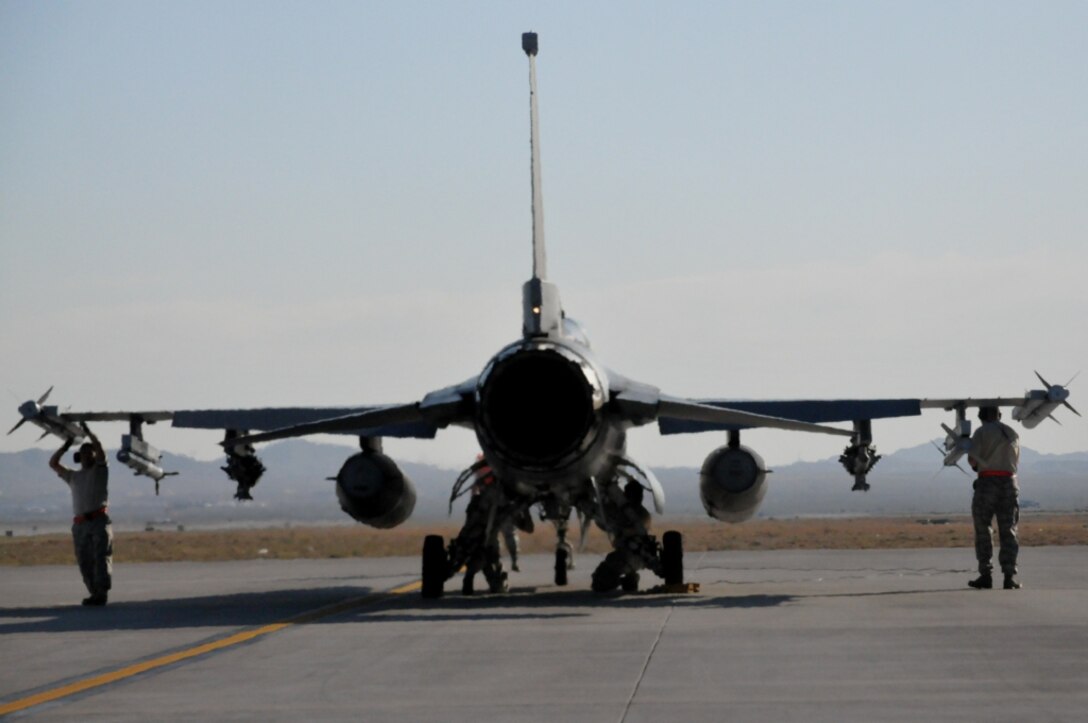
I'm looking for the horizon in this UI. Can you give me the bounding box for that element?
[5,434,1086,471]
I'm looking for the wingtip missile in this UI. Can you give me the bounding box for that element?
[9,387,92,443]
[1014,370,1079,428]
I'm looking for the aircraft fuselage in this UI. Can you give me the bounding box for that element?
[473,334,629,497]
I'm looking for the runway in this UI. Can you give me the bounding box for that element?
[2,546,1087,721]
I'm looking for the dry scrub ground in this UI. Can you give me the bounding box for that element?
[3,513,1087,566]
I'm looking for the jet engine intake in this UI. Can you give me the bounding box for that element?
[476,342,605,469]
[699,444,768,523]
[335,451,417,529]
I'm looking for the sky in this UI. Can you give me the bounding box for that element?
[2,1,1086,473]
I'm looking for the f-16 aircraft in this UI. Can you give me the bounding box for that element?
[10,33,1078,597]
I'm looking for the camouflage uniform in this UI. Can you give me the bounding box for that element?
[449,460,509,594]
[72,515,113,599]
[591,480,660,592]
[500,508,534,572]
[969,419,1020,578]
[59,462,113,601]
[500,523,520,571]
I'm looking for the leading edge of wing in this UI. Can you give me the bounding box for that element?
[173,407,438,439]
[658,399,921,435]
[919,397,1032,411]
[657,397,855,437]
[217,403,433,447]
[209,376,480,446]
[63,411,175,423]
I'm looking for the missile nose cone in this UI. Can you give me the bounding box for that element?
[522,32,538,56]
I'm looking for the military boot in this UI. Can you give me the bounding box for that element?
[486,570,509,594]
[1003,574,1021,590]
[967,574,992,589]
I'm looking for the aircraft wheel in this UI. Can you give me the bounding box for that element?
[555,546,569,586]
[662,530,684,586]
[621,571,639,593]
[422,534,447,599]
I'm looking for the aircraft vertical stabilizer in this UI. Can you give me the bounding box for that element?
[524,31,545,280]
[521,32,563,339]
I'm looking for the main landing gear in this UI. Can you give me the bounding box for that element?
[421,529,692,598]
[421,535,447,599]
[420,531,508,599]
[554,543,571,586]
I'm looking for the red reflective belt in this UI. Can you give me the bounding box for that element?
[73,506,108,524]
[979,470,1013,478]
[476,464,496,485]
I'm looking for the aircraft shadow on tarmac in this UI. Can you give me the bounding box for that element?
[0,586,376,635]
[0,585,800,634]
[319,586,800,625]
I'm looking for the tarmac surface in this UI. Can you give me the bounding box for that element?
[2,546,1087,721]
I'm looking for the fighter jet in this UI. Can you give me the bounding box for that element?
[10,33,1077,597]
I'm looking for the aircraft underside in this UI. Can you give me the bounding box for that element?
[432,455,680,597]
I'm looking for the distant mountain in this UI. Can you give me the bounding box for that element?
[2,440,1085,529]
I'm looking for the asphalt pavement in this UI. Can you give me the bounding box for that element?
[2,546,1087,721]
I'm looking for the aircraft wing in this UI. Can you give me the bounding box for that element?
[210,376,481,446]
[61,411,175,424]
[919,397,1037,411]
[606,375,866,437]
[656,399,922,435]
[46,407,438,438]
[171,406,438,439]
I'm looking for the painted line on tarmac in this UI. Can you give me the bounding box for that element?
[0,580,422,717]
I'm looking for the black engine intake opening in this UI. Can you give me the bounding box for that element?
[478,348,599,466]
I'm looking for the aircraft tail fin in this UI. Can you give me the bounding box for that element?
[521,32,562,338]
[524,32,546,281]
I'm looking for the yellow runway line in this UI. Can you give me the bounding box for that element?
[0,580,422,717]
